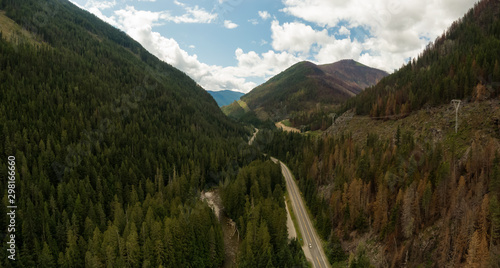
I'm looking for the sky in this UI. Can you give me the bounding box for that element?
[69,0,478,93]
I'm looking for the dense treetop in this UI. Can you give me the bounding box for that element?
[0,0,250,266]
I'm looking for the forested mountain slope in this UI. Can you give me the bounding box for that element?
[226,60,387,123]
[263,0,500,266]
[0,0,249,266]
[267,102,500,266]
[342,0,500,117]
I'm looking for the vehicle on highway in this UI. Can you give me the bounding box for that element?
[309,243,312,249]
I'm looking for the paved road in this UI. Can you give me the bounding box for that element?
[250,130,328,267]
[272,157,330,268]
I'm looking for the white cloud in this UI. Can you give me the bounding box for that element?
[315,38,362,63]
[271,20,333,54]
[249,19,259,25]
[338,26,350,36]
[173,0,185,6]
[80,5,299,93]
[280,0,477,72]
[232,48,300,78]
[73,0,479,94]
[224,20,238,29]
[114,6,165,29]
[166,2,217,24]
[78,0,119,27]
[258,10,271,20]
[85,0,116,10]
[81,1,217,26]
[187,48,300,92]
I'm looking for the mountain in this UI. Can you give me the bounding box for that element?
[224,60,387,124]
[265,0,500,267]
[207,90,244,107]
[0,0,249,266]
[342,0,500,118]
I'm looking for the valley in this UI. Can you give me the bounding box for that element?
[0,0,499,267]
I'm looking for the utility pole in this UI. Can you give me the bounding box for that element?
[451,100,462,133]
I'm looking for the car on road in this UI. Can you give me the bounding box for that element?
[309,243,312,248]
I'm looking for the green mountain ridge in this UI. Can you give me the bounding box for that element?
[2,0,500,266]
[224,59,387,124]
[0,0,248,266]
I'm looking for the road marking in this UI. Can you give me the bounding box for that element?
[287,167,313,243]
[282,162,324,268]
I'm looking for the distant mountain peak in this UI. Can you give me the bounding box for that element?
[224,59,387,122]
[207,90,244,107]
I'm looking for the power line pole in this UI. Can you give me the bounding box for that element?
[451,100,462,133]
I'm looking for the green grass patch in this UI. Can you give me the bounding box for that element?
[306,130,323,137]
[282,119,292,127]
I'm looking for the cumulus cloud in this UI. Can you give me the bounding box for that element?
[73,0,478,93]
[86,4,299,92]
[232,48,300,77]
[224,20,238,29]
[79,0,120,27]
[258,10,271,20]
[315,38,362,63]
[114,6,166,29]
[338,26,350,36]
[271,20,332,54]
[280,0,477,71]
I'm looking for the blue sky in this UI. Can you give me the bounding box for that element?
[70,0,478,93]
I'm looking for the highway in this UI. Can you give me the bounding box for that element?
[248,129,329,267]
[272,157,330,268]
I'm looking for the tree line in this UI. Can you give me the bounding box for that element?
[0,0,251,266]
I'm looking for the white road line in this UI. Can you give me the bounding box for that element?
[280,161,328,268]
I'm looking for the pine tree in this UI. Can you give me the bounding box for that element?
[327,231,347,263]
[64,229,81,268]
[125,222,141,267]
[38,242,54,267]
